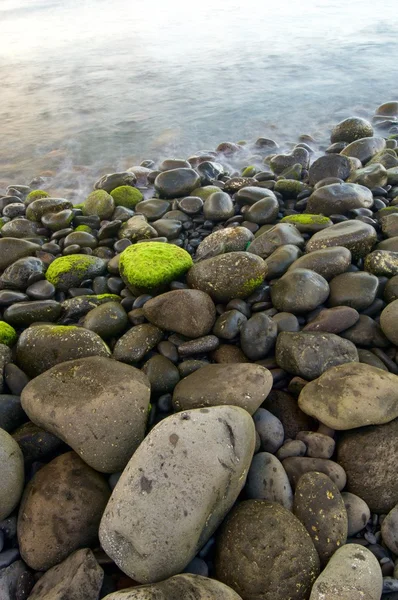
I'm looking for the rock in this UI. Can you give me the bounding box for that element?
[282,457,346,490]
[27,548,103,600]
[271,268,329,313]
[306,182,373,216]
[142,355,180,394]
[119,242,193,294]
[276,331,358,380]
[276,440,307,460]
[45,255,107,291]
[0,428,24,520]
[143,289,216,338]
[16,324,110,378]
[331,117,374,143]
[12,421,64,466]
[0,239,40,271]
[264,244,302,279]
[83,301,128,339]
[263,390,316,439]
[296,473,347,566]
[110,185,143,209]
[235,186,277,206]
[341,136,386,163]
[94,171,137,192]
[244,196,279,224]
[26,197,72,221]
[309,544,382,600]
[380,299,398,344]
[21,356,150,472]
[240,313,278,360]
[154,168,201,198]
[308,154,351,184]
[203,191,234,221]
[187,252,266,302]
[365,249,398,276]
[280,214,333,233]
[358,348,388,370]
[0,322,17,347]
[270,147,310,173]
[306,219,377,259]
[215,500,320,600]
[83,189,114,219]
[299,362,398,429]
[99,406,255,583]
[177,334,219,356]
[113,323,163,364]
[246,452,293,509]
[172,363,272,414]
[253,408,284,453]
[0,560,29,600]
[337,418,398,512]
[287,246,351,280]
[3,300,62,327]
[381,503,398,554]
[17,451,110,571]
[247,223,304,259]
[340,314,389,348]
[328,271,379,310]
[0,394,26,432]
[195,227,253,260]
[101,574,243,600]
[0,218,38,238]
[213,309,247,339]
[348,162,388,188]
[303,306,359,333]
[118,215,158,241]
[341,491,371,535]
[0,256,45,291]
[135,199,171,221]
[376,101,398,116]
[296,431,335,458]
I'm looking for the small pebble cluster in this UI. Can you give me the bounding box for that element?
[2,101,398,600]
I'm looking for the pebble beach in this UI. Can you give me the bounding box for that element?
[1,101,398,599]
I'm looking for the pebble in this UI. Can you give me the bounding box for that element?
[0,428,24,520]
[246,452,293,509]
[282,456,347,490]
[341,492,371,536]
[271,268,330,313]
[253,407,284,453]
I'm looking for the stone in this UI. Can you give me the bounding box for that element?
[143,289,216,338]
[341,136,386,163]
[83,190,114,219]
[215,500,320,600]
[247,223,304,259]
[309,544,382,600]
[282,457,346,490]
[306,219,377,259]
[365,250,398,276]
[45,255,107,291]
[276,440,307,460]
[110,185,143,209]
[253,408,284,453]
[203,191,234,221]
[0,238,40,271]
[101,574,243,600]
[264,244,302,279]
[0,394,26,432]
[271,268,329,313]
[331,117,374,143]
[83,301,128,339]
[348,163,388,188]
[341,314,389,348]
[341,491,371,535]
[0,428,24,520]
[246,452,293,509]
[118,215,158,241]
[240,313,278,360]
[303,306,359,333]
[94,171,137,193]
[328,271,379,310]
[113,323,163,364]
[21,356,150,473]
[26,197,72,221]
[3,300,62,327]
[287,246,351,280]
[308,154,351,184]
[99,406,255,583]
[154,168,201,198]
[263,390,316,439]
[135,199,170,221]
[195,227,254,260]
[244,196,279,224]
[380,299,398,344]
[0,256,45,291]
[296,431,335,458]
[187,252,266,302]
[27,548,104,600]
[0,218,38,238]
[119,242,193,294]
[0,322,17,346]
[294,472,347,566]
[306,182,373,216]
[17,451,110,571]
[213,309,247,340]
[0,560,28,600]
[172,363,272,414]
[276,331,358,380]
[381,503,398,554]
[270,147,310,173]
[337,418,398,512]
[280,214,333,233]
[142,355,180,394]
[16,324,110,378]
[299,362,398,429]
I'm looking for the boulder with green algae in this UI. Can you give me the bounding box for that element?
[190,185,221,200]
[119,242,193,293]
[83,190,114,219]
[24,189,50,205]
[61,294,121,321]
[45,255,107,291]
[0,321,17,346]
[74,224,92,233]
[110,185,143,209]
[281,214,333,232]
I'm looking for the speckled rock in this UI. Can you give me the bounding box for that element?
[246,452,293,510]
[215,500,320,600]
[99,406,255,583]
[247,223,304,259]
[306,219,377,258]
[298,363,398,429]
[287,246,351,280]
[282,457,346,490]
[172,363,272,414]
[331,117,374,143]
[341,136,386,163]
[306,182,373,216]
[365,249,398,276]
[380,299,398,345]
[195,227,254,260]
[113,323,163,364]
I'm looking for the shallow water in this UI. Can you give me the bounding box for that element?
[1,0,398,185]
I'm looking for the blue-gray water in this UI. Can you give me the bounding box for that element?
[1,0,398,185]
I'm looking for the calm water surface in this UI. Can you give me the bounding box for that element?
[1,0,398,187]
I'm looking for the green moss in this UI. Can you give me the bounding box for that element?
[274,179,308,197]
[239,275,264,296]
[190,186,220,200]
[95,294,121,302]
[110,185,143,209]
[83,190,114,219]
[281,214,331,225]
[0,218,5,230]
[241,166,257,177]
[0,321,17,346]
[75,225,92,233]
[25,190,50,205]
[45,255,105,290]
[119,242,193,293]
[44,325,79,336]
[73,203,84,210]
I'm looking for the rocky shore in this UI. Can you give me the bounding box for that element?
[1,102,398,599]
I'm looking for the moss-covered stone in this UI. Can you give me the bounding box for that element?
[24,190,50,206]
[190,186,221,201]
[26,198,73,222]
[83,190,114,220]
[274,179,309,198]
[73,203,84,210]
[75,225,92,233]
[281,214,333,233]
[110,185,143,209]
[241,166,257,177]
[119,242,193,293]
[0,321,17,347]
[45,255,107,291]
[0,218,6,230]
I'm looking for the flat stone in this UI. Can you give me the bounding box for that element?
[247,223,304,259]
[308,154,351,185]
[306,183,373,216]
[328,271,379,310]
[306,219,377,258]
[271,268,329,313]
[287,246,351,280]
[282,457,346,490]
[341,136,386,163]
[303,306,359,333]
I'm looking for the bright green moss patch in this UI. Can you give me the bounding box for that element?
[190,186,220,200]
[0,321,17,346]
[45,255,106,291]
[119,242,193,293]
[239,275,264,296]
[241,166,257,177]
[274,179,308,197]
[110,185,143,209]
[75,225,92,233]
[83,190,114,219]
[281,214,331,225]
[73,203,84,210]
[25,190,50,205]
[0,218,6,230]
